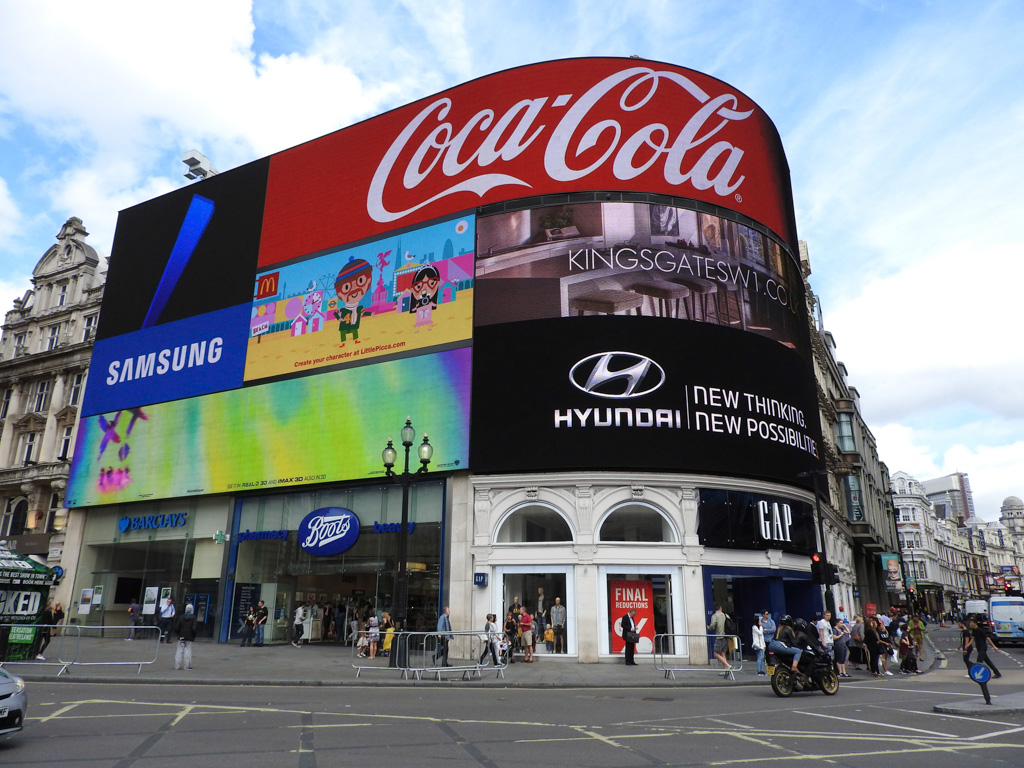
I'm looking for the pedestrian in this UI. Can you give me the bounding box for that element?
[621,607,639,666]
[957,618,973,675]
[967,616,1001,678]
[240,605,256,647]
[479,613,500,666]
[381,611,395,657]
[436,605,453,666]
[833,615,851,677]
[752,615,766,676]
[503,610,518,663]
[158,597,176,643]
[173,603,198,670]
[899,632,921,674]
[707,604,732,674]
[36,601,56,660]
[254,600,268,647]
[52,601,65,637]
[367,615,380,659]
[815,610,834,661]
[848,615,864,670]
[126,597,141,640]
[909,613,926,655]
[293,602,308,647]
[760,610,776,647]
[520,607,534,662]
[877,618,894,676]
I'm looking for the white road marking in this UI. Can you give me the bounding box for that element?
[792,709,953,737]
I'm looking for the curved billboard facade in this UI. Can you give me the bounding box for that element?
[68,57,817,507]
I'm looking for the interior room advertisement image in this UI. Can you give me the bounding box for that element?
[246,216,474,383]
[475,200,805,353]
[610,579,655,654]
[66,348,471,507]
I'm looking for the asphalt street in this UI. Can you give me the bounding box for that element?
[2,625,1023,767]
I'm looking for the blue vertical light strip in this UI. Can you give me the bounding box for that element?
[142,194,215,329]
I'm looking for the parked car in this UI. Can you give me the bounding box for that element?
[0,666,27,737]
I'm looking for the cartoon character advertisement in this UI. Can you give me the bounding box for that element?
[245,216,475,383]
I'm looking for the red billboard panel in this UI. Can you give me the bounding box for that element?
[260,58,797,268]
[610,579,656,654]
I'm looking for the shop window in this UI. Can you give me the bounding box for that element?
[495,503,573,543]
[598,502,676,543]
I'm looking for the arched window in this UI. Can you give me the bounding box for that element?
[495,503,573,543]
[598,502,677,543]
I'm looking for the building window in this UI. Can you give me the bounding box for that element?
[68,373,84,407]
[4,498,30,536]
[59,425,74,460]
[33,379,52,412]
[22,432,39,465]
[56,283,69,307]
[45,323,62,350]
[0,387,10,419]
[14,333,26,353]
[495,503,574,543]
[837,413,856,452]
[46,492,61,533]
[844,474,864,521]
[598,503,677,543]
[84,314,97,340]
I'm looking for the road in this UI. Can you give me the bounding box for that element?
[2,626,1023,767]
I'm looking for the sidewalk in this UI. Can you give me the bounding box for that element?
[3,630,947,689]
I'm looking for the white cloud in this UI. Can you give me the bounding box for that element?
[0,176,21,249]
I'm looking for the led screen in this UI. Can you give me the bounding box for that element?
[246,216,474,383]
[67,348,470,507]
[475,200,805,353]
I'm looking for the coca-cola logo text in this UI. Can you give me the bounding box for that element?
[367,67,754,224]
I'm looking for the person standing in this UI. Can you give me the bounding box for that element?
[760,610,776,648]
[707,604,732,674]
[848,615,864,670]
[240,605,256,647]
[833,615,851,677]
[36,601,56,660]
[550,597,567,654]
[158,597,176,643]
[52,602,65,637]
[752,615,766,676]
[816,610,834,662]
[293,602,308,648]
[503,610,518,664]
[436,605,453,666]
[520,607,534,662]
[254,600,269,647]
[621,608,638,666]
[126,598,141,641]
[172,604,198,670]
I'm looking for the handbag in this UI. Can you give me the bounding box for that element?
[624,630,639,644]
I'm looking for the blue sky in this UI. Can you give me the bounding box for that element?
[1,1,1022,518]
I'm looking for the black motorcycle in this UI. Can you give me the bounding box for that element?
[767,644,839,697]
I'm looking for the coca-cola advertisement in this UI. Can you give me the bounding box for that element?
[259,58,797,268]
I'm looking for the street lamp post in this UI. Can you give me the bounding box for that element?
[382,417,433,630]
[799,469,837,616]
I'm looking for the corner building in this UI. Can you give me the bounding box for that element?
[67,58,829,660]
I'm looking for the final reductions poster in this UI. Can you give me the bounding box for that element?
[610,579,655,654]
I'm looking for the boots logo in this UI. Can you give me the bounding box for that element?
[569,352,665,399]
[298,507,360,556]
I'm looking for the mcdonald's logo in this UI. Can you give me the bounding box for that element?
[255,271,280,300]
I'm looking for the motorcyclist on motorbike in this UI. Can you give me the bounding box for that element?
[767,615,801,671]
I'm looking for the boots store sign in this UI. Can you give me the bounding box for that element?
[259,59,797,268]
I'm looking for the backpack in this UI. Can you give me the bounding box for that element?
[723,614,737,635]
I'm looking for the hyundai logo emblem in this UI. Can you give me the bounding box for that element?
[569,352,665,398]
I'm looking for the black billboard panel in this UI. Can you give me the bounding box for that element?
[470,316,822,484]
[697,488,816,555]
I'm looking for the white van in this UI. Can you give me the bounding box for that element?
[963,599,988,617]
[989,595,1024,646]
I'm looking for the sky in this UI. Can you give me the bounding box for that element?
[1,0,1021,520]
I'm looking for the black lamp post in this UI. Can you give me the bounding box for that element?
[382,417,433,629]
[799,468,837,616]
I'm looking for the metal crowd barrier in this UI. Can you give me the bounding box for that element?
[0,623,162,675]
[653,633,744,680]
[349,629,509,680]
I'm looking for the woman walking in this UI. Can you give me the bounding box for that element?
[751,615,766,676]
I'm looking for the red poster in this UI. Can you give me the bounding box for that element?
[610,579,655,654]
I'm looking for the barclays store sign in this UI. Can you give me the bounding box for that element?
[118,513,188,533]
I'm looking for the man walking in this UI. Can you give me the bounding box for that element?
[293,602,308,647]
[436,605,453,666]
[126,598,141,640]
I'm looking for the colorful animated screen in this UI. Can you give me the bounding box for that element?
[246,216,474,382]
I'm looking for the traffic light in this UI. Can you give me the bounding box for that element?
[1006,582,1014,594]
[811,553,825,583]
[826,563,841,586]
